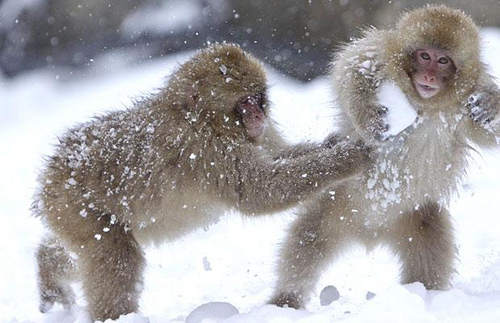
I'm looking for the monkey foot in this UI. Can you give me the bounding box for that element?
[269,292,302,309]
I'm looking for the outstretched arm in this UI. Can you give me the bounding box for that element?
[236,139,369,215]
[333,31,390,143]
[272,134,343,161]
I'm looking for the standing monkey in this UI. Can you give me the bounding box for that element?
[271,5,500,309]
[34,44,369,320]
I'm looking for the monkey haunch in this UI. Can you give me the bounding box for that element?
[271,5,500,308]
[34,44,368,320]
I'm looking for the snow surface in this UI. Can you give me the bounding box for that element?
[1,29,500,323]
[185,302,239,323]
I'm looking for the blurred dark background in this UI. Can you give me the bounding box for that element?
[0,0,499,81]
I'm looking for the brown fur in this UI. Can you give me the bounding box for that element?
[33,43,369,320]
[270,5,500,308]
[36,235,76,313]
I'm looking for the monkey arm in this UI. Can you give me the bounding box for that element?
[260,116,343,160]
[235,140,367,215]
[462,75,500,147]
[333,33,388,143]
[271,142,322,160]
[271,134,342,160]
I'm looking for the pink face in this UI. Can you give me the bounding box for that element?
[411,48,456,99]
[235,93,266,139]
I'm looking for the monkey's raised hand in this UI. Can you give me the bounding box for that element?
[365,104,390,141]
[466,91,499,127]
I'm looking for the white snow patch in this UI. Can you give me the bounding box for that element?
[186,302,239,323]
[376,81,418,137]
[320,285,340,306]
[104,312,150,323]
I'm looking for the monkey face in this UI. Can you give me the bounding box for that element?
[234,93,267,139]
[411,48,456,99]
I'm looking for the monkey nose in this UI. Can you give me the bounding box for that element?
[424,74,436,83]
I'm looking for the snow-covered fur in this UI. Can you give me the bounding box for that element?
[33,44,368,321]
[271,5,500,309]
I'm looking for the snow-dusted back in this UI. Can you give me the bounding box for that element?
[1,30,500,323]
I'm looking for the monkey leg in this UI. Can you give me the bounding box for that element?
[390,202,456,289]
[269,200,350,308]
[74,222,145,321]
[36,235,76,313]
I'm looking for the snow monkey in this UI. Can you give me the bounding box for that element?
[33,44,370,321]
[270,5,500,309]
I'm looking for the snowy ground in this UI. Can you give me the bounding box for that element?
[1,29,500,323]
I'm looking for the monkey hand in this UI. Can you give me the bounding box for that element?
[365,104,390,142]
[323,133,341,149]
[466,92,499,127]
[332,138,373,168]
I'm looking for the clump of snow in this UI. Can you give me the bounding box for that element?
[366,291,376,300]
[224,305,311,322]
[376,81,418,138]
[404,282,427,299]
[319,285,340,306]
[185,302,239,323]
[103,312,149,323]
[219,65,228,75]
[203,256,212,271]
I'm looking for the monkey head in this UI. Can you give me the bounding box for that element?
[166,43,269,141]
[384,5,481,109]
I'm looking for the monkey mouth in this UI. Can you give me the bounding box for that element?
[246,124,264,138]
[415,82,439,98]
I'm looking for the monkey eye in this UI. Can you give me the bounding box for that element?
[256,93,266,110]
[438,57,449,65]
[420,52,431,60]
[236,93,266,114]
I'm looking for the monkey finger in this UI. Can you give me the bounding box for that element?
[468,106,486,120]
[376,105,389,116]
[324,134,341,148]
[470,110,491,124]
[471,105,491,118]
[469,105,483,115]
[465,101,478,111]
[468,93,483,105]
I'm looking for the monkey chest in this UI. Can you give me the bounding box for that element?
[364,125,463,210]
